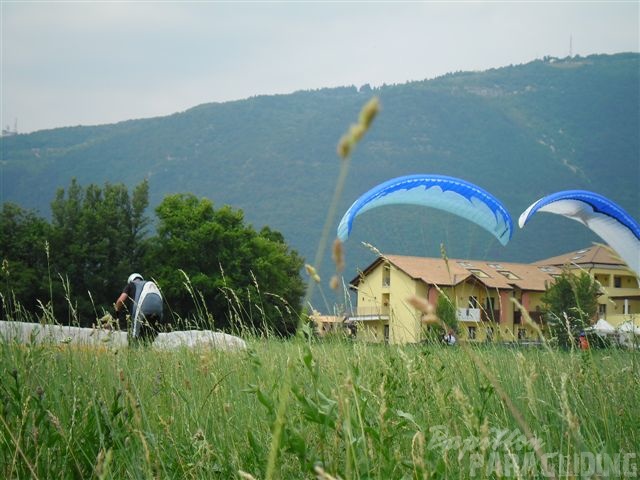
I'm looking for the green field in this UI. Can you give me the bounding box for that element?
[1,336,638,479]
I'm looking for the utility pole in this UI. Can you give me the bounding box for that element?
[569,34,573,58]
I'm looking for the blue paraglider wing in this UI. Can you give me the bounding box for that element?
[337,174,513,245]
[519,190,640,274]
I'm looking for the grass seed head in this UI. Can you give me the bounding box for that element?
[359,97,380,128]
[408,296,434,315]
[336,96,380,159]
[407,295,440,326]
[337,136,350,158]
[305,264,321,283]
[315,465,340,480]
[47,410,63,433]
[238,470,258,480]
[332,238,345,272]
[349,123,366,143]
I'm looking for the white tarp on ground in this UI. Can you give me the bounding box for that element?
[616,321,640,349]
[0,321,246,351]
[617,321,640,335]
[0,320,128,346]
[589,318,616,334]
[153,330,247,351]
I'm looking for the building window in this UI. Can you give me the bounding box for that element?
[518,328,526,339]
[598,304,607,317]
[484,297,496,311]
[614,276,622,288]
[468,326,476,339]
[513,311,522,324]
[382,293,390,307]
[538,266,557,273]
[469,269,490,278]
[382,265,390,287]
[594,274,609,288]
[498,270,520,280]
[469,296,480,308]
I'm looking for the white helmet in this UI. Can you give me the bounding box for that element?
[128,273,143,283]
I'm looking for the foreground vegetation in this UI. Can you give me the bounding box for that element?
[1,335,638,479]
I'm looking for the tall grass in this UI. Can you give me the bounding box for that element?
[1,336,638,478]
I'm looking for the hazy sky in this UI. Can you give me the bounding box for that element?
[2,1,638,134]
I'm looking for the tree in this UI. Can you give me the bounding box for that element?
[420,292,459,343]
[436,292,459,333]
[0,203,51,318]
[542,270,600,348]
[49,179,150,325]
[145,194,305,335]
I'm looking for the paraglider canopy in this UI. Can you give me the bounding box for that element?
[337,174,513,245]
[518,190,640,275]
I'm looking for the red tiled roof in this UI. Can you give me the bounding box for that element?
[533,244,628,268]
[352,253,563,292]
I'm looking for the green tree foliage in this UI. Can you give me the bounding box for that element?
[420,292,459,343]
[542,270,600,348]
[0,203,51,317]
[145,194,305,335]
[48,178,150,325]
[436,293,459,333]
[2,179,305,335]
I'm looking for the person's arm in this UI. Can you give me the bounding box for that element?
[115,292,128,311]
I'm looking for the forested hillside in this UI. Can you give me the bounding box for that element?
[2,53,638,313]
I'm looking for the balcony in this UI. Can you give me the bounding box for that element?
[348,307,390,322]
[457,308,480,322]
[457,308,501,322]
[603,287,640,299]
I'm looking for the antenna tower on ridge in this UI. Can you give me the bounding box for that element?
[569,34,573,57]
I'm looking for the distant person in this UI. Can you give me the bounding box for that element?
[579,331,590,350]
[115,273,165,344]
[443,329,457,346]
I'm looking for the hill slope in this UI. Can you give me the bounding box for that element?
[2,53,638,311]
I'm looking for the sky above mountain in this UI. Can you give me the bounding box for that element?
[2,1,638,134]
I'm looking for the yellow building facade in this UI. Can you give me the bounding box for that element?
[347,246,639,345]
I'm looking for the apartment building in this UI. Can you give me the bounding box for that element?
[346,245,639,344]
